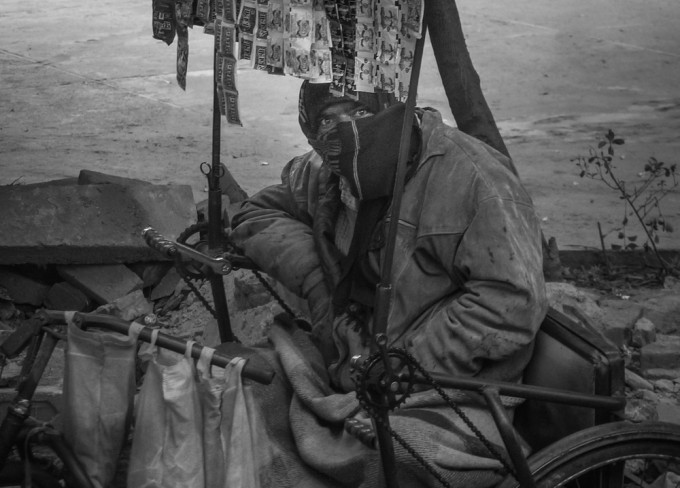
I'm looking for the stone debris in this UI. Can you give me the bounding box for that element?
[44,282,92,312]
[547,281,680,424]
[0,172,196,265]
[57,264,144,305]
[0,171,679,435]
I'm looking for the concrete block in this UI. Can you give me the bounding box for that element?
[44,282,92,312]
[57,264,143,304]
[0,182,196,265]
[639,292,680,335]
[657,398,680,424]
[624,398,658,422]
[77,169,151,186]
[653,379,677,393]
[128,261,174,289]
[645,368,680,381]
[96,290,153,321]
[625,368,654,391]
[545,282,603,324]
[0,266,50,306]
[640,335,680,373]
[149,266,182,301]
[20,177,79,189]
[630,317,657,348]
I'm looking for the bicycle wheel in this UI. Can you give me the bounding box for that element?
[496,420,680,487]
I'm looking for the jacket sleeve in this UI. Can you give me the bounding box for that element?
[408,195,548,380]
[229,154,328,304]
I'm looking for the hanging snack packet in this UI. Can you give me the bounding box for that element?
[216,18,237,57]
[175,0,193,90]
[216,54,238,92]
[152,0,176,45]
[195,0,211,26]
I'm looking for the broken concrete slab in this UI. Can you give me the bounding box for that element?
[0,181,196,265]
[128,261,174,289]
[19,177,79,189]
[640,335,680,373]
[149,266,181,301]
[57,264,143,305]
[77,169,151,186]
[44,282,92,312]
[95,290,153,321]
[0,266,51,306]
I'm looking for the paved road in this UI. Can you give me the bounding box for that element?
[2,0,679,249]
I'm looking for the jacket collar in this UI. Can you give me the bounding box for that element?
[414,108,447,169]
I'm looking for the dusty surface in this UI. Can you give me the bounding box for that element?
[2,0,680,252]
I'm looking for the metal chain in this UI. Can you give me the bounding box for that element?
[251,270,298,318]
[181,268,298,325]
[403,349,517,478]
[353,348,517,488]
[182,275,219,320]
[358,394,453,488]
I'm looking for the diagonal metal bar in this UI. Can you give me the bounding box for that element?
[372,20,428,344]
[369,15,429,488]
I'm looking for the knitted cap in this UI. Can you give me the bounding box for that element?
[298,81,396,139]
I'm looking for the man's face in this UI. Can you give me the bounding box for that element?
[316,101,374,138]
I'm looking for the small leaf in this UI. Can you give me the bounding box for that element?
[611,243,622,250]
[617,231,625,239]
[622,216,628,225]
[628,235,638,242]
[598,141,607,149]
[608,146,614,156]
[612,138,625,145]
[626,242,638,250]
[579,170,586,178]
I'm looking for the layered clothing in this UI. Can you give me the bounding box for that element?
[229,107,548,486]
[231,107,547,389]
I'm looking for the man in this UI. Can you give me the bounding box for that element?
[230,81,547,487]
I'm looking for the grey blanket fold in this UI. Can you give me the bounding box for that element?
[246,321,519,487]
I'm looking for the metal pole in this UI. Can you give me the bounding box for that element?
[208,46,234,342]
[369,20,428,488]
[372,21,428,344]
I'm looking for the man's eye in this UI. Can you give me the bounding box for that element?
[319,117,333,127]
[354,108,370,117]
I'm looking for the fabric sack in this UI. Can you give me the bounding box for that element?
[127,335,205,488]
[62,313,141,488]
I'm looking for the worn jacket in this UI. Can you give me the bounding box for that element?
[231,108,548,389]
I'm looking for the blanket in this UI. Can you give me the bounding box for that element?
[242,319,521,487]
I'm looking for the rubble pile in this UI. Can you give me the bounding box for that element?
[0,169,679,431]
[0,169,261,412]
[547,280,680,424]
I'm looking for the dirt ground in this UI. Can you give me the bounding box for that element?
[2,0,680,252]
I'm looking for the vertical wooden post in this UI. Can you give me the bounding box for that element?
[424,0,516,174]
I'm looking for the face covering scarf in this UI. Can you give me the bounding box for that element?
[309,102,415,201]
[308,102,422,325]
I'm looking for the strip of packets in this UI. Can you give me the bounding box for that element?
[153,0,424,125]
